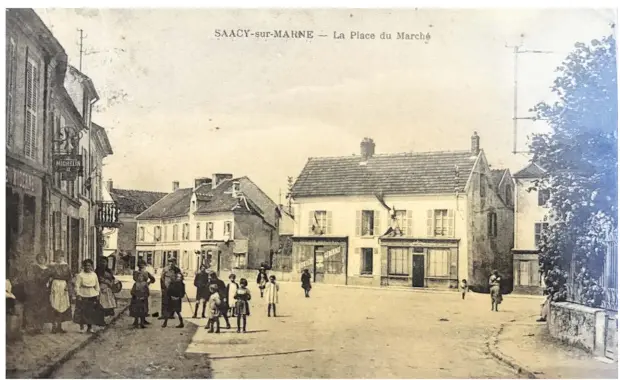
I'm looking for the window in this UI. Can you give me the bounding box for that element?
[164,225,168,241]
[428,249,450,277]
[6,37,16,147]
[24,58,40,160]
[183,223,190,240]
[433,210,448,236]
[505,186,513,206]
[196,223,201,240]
[394,210,412,236]
[224,222,232,238]
[138,227,145,242]
[172,224,179,241]
[534,223,549,247]
[538,189,550,207]
[310,211,330,235]
[518,260,531,286]
[232,181,240,196]
[360,248,373,275]
[488,212,497,238]
[323,248,343,274]
[205,222,214,239]
[389,248,408,275]
[154,226,162,242]
[234,253,247,269]
[361,210,374,236]
[480,174,486,198]
[183,251,190,270]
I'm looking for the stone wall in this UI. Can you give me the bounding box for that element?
[549,301,618,361]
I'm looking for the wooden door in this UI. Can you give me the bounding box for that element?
[314,246,325,282]
[412,254,425,287]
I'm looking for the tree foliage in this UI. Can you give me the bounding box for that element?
[530,31,617,306]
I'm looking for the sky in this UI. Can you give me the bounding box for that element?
[35,8,616,203]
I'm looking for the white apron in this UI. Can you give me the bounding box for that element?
[50,279,71,313]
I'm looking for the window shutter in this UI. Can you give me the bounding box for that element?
[373,210,381,236]
[326,211,333,235]
[447,209,455,237]
[308,211,314,234]
[32,64,39,159]
[355,210,361,237]
[426,210,433,236]
[406,210,413,236]
[356,247,362,273]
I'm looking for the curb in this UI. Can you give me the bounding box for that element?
[334,284,459,295]
[34,301,131,379]
[486,323,538,379]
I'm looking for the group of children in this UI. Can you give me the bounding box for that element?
[128,263,282,333]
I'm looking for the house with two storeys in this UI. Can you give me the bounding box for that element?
[135,174,280,276]
[290,133,515,290]
[512,162,549,294]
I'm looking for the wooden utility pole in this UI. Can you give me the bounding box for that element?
[78,29,84,71]
[506,36,554,154]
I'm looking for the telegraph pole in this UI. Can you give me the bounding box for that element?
[506,36,554,154]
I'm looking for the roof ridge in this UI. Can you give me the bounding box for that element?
[308,150,472,161]
[111,188,168,194]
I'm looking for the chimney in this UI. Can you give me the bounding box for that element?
[194,177,213,190]
[106,179,113,192]
[172,181,180,192]
[212,173,233,189]
[471,132,480,156]
[360,137,375,161]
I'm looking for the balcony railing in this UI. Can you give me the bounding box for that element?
[96,201,121,228]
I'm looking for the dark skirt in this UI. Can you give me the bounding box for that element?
[302,282,312,290]
[196,287,210,301]
[165,296,183,315]
[53,307,73,323]
[73,297,106,326]
[234,300,250,316]
[25,291,54,326]
[129,297,149,318]
[219,301,229,315]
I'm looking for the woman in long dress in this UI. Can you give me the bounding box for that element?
[49,251,73,333]
[73,259,106,333]
[489,270,503,312]
[95,258,117,318]
[25,253,53,333]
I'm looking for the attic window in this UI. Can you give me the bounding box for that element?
[232,181,241,197]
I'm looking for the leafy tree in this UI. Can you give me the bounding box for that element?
[530,30,617,306]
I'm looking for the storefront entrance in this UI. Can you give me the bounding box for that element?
[292,237,348,285]
[314,246,325,283]
[70,218,80,274]
[412,255,425,287]
[6,189,20,276]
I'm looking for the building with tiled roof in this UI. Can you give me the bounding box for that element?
[289,133,515,291]
[512,162,549,294]
[134,175,280,276]
[101,180,168,274]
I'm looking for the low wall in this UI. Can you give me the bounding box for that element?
[549,301,618,360]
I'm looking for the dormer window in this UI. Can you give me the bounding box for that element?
[232,181,241,197]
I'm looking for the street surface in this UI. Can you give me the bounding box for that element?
[52,282,542,378]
